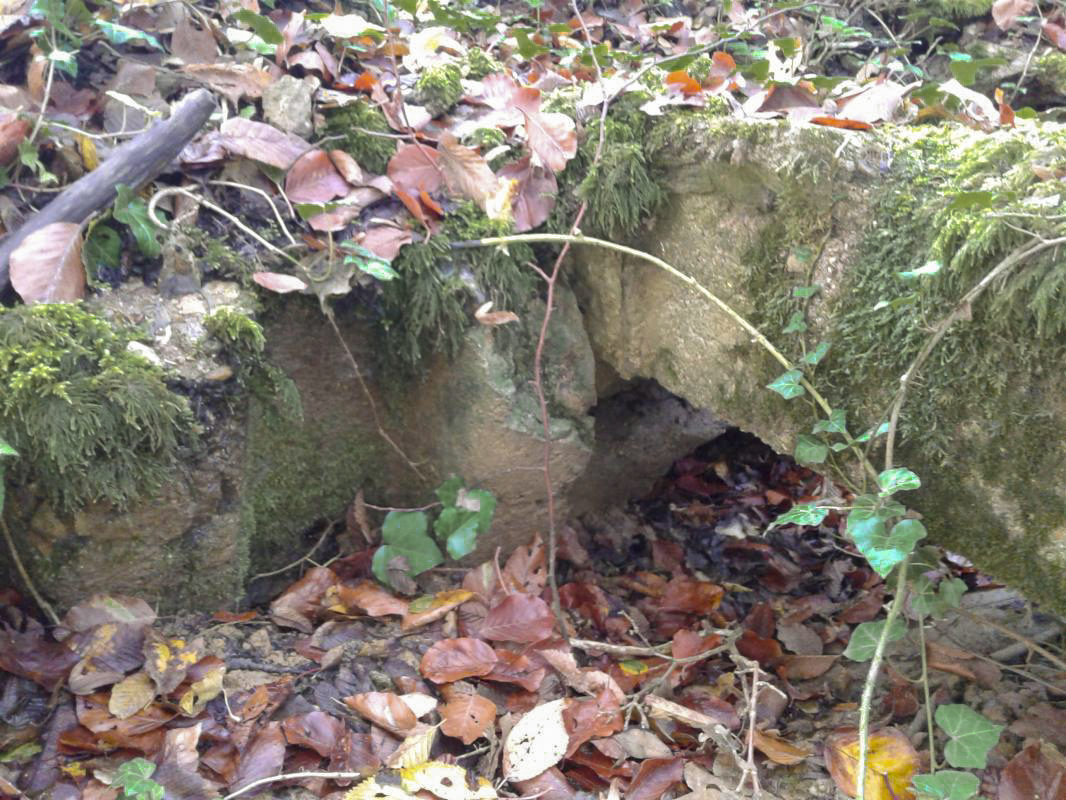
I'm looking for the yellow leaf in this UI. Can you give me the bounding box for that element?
[825,728,918,800]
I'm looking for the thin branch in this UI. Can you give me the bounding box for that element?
[1,516,59,626]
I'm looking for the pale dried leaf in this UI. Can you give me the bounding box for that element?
[10,221,86,303]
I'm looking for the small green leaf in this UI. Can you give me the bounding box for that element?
[94,20,163,50]
[935,705,1003,769]
[948,190,995,212]
[768,503,828,530]
[0,440,16,457]
[294,202,340,219]
[234,9,283,45]
[792,285,818,298]
[340,241,398,281]
[937,577,967,609]
[879,467,921,493]
[848,514,924,576]
[84,224,122,274]
[782,311,807,334]
[794,434,828,464]
[813,409,847,434]
[912,770,980,800]
[801,341,830,366]
[444,516,479,559]
[373,511,443,586]
[898,260,942,280]
[767,369,805,399]
[113,185,161,258]
[854,421,890,443]
[843,618,906,662]
[436,475,464,508]
[114,757,164,800]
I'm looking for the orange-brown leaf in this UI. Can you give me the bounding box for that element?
[10,222,85,304]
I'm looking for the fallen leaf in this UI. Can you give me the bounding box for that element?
[10,222,86,304]
[992,0,1034,30]
[439,683,496,745]
[475,301,520,327]
[511,87,577,172]
[285,149,350,203]
[388,142,443,195]
[420,637,497,683]
[626,756,683,800]
[182,63,272,105]
[1000,741,1066,800]
[345,691,419,736]
[824,728,918,800]
[753,729,810,765]
[479,594,556,643]
[252,271,308,294]
[503,698,569,781]
[439,133,500,211]
[218,117,310,169]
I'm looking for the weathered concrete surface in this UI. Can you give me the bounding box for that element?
[569,116,1066,612]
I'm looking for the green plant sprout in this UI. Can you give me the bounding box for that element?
[113,757,164,800]
[372,476,496,589]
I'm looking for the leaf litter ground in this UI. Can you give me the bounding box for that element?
[1,431,1064,799]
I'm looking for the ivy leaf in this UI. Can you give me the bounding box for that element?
[801,341,830,366]
[94,20,164,50]
[233,9,283,45]
[792,285,818,298]
[794,434,828,464]
[767,369,805,399]
[848,515,924,576]
[436,475,464,508]
[113,185,161,258]
[878,468,921,494]
[854,421,890,442]
[935,705,1004,769]
[782,311,807,334]
[843,618,906,662]
[372,511,443,587]
[912,770,979,800]
[813,408,847,434]
[767,503,828,529]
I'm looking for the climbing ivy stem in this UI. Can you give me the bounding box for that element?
[453,233,835,415]
[918,615,937,773]
[855,234,1066,799]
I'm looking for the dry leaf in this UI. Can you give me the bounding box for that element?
[10,222,86,303]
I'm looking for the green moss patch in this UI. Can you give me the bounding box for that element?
[321,101,397,175]
[0,303,196,511]
[381,203,534,371]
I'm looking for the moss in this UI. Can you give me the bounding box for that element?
[465,48,501,80]
[551,95,670,239]
[1030,52,1066,91]
[321,101,397,175]
[414,63,464,118]
[240,396,382,573]
[924,0,993,19]
[204,308,302,420]
[0,303,196,512]
[380,203,535,372]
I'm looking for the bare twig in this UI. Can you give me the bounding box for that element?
[0,516,59,626]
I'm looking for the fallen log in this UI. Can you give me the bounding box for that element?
[0,88,216,292]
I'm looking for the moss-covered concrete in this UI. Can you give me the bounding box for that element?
[0,303,196,512]
[569,112,1066,613]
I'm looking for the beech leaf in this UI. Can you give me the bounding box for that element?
[10,222,86,303]
[420,637,497,683]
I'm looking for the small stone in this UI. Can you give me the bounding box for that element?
[203,365,234,382]
[262,74,318,138]
[126,341,162,366]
